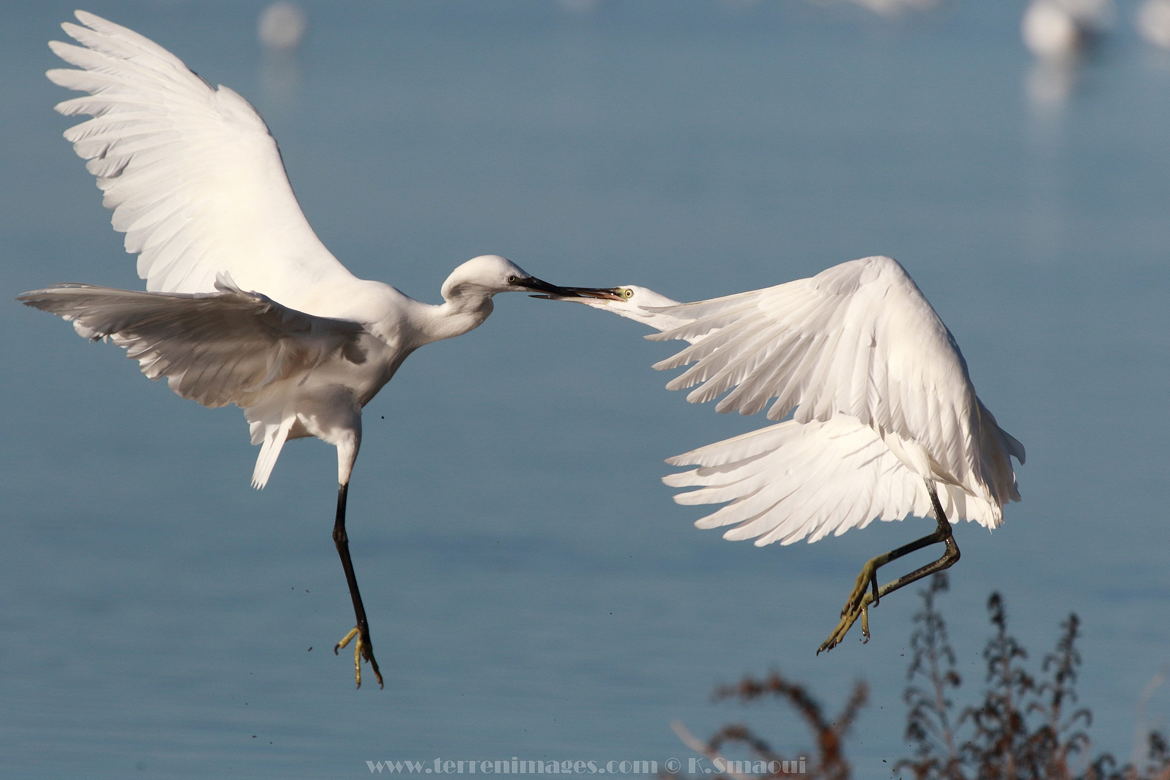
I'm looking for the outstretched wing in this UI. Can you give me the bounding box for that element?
[47,11,357,311]
[648,255,1024,500]
[17,281,367,409]
[664,416,1006,544]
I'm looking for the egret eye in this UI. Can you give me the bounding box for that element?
[507,275,519,285]
[620,287,634,299]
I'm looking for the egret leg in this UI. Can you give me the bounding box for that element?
[817,486,959,654]
[331,481,383,688]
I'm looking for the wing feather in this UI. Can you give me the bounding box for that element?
[568,261,1023,530]
[661,416,997,546]
[47,11,358,313]
[17,282,366,409]
[649,256,1021,510]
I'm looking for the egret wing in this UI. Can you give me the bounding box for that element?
[664,416,1005,543]
[47,11,356,310]
[648,255,1021,502]
[17,281,367,409]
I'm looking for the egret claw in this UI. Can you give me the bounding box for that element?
[335,625,383,689]
[817,590,876,654]
[335,626,360,654]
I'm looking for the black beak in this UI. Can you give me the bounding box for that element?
[519,277,624,301]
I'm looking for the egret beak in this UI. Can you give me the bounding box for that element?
[522,279,624,301]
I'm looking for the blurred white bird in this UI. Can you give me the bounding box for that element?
[258,1,308,52]
[18,11,615,688]
[1137,0,1170,49]
[546,256,1024,652]
[1022,0,1112,62]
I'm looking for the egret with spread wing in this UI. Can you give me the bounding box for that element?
[545,256,1024,652]
[18,11,616,687]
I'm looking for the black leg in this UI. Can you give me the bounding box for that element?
[817,485,960,654]
[331,481,383,688]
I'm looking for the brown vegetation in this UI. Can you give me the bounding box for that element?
[664,575,1168,780]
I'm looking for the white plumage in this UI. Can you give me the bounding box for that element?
[46,12,349,309]
[566,256,1024,546]
[552,256,1024,650]
[19,11,614,687]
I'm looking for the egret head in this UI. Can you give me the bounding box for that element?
[441,255,620,301]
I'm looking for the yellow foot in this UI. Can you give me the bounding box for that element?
[816,557,883,655]
[842,560,881,616]
[817,590,876,654]
[334,626,384,689]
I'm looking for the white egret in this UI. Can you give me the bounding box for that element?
[18,11,617,688]
[545,256,1025,652]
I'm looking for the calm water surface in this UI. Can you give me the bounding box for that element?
[2,1,1168,777]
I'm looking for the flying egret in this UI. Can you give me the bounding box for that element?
[17,11,617,688]
[543,256,1025,652]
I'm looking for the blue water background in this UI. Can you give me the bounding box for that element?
[2,1,1168,777]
